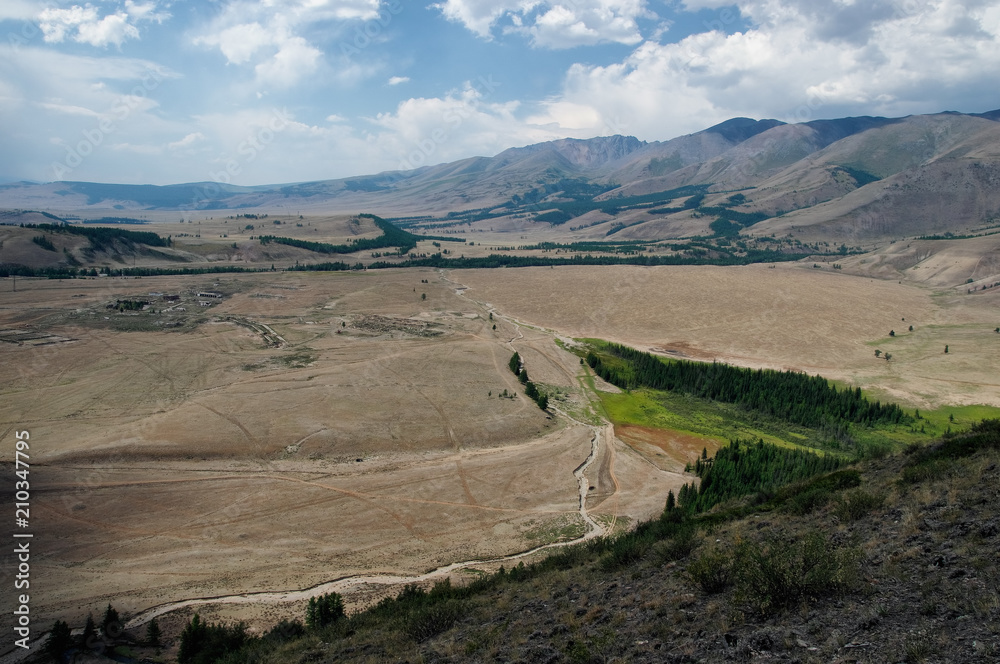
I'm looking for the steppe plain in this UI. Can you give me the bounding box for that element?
[1,214,999,656]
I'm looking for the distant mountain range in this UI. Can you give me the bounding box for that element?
[2,108,999,242]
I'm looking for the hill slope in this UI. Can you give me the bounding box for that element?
[2,109,999,243]
[121,421,1000,663]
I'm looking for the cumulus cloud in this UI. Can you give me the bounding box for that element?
[193,0,387,88]
[387,75,409,85]
[38,1,167,48]
[434,0,652,48]
[202,22,275,65]
[532,0,1000,139]
[254,36,322,87]
[370,82,570,170]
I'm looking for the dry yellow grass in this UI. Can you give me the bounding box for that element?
[0,268,684,634]
[455,262,1000,408]
[2,253,997,638]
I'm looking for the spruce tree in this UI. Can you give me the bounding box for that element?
[146,618,161,647]
[178,614,206,664]
[102,603,120,638]
[306,593,344,630]
[46,620,73,658]
[82,613,97,647]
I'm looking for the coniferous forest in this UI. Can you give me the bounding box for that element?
[674,438,844,515]
[586,343,908,429]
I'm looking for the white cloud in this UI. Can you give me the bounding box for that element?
[387,75,409,85]
[0,45,181,182]
[37,101,101,117]
[193,0,388,89]
[532,0,1000,140]
[168,132,206,151]
[111,142,161,154]
[38,2,167,48]
[124,0,169,23]
[434,0,652,48]
[370,83,569,170]
[254,36,322,87]
[207,23,273,65]
[0,0,45,21]
[432,0,517,38]
[75,12,140,47]
[39,5,98,43]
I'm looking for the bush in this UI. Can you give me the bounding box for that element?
[599,532,653,570]
[834,489,886,522]
[783,486,833,515]
[404,600,462,642]
[733,531,859,615]
[653,526,700,563]
[773,469,861,514]
[688,548,734,594]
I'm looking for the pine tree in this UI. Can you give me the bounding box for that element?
[178,614,206,663]
[306,593,344,630]
[102,603,120,638]
[665,490,676,512]
[508,352,520,374]
[82,613,97,647]
[46,620,73,658]
[146,618,161,647]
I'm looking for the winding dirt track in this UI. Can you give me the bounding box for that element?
[117,419,613,633]
[108,273,627,628]
[0,275,626,664]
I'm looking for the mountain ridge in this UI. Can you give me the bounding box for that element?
[2,108,998,242]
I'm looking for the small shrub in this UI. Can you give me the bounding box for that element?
[774,468,861,514]
[834,489,886,522]
[599,532,653,570]
[653,526,700,563]
[404,600,462,642]
[784,486,832,515]
[855,438,892,460]
[688,548,734,594]
[900,459,952,485]
[733,531,860,615]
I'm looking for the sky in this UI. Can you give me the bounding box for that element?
[1,0,998,186]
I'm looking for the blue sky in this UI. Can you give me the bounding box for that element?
[1,0,998,186]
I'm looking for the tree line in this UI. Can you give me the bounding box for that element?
[20,222,170,248]
[670,437,844,515]
[586,343,909,428]
[364,247,807,271]
[509,351,549,411]
[0,264,272,278]
[259,214,462,256]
